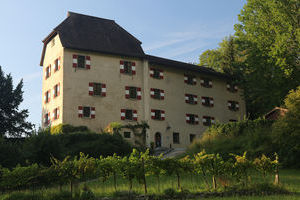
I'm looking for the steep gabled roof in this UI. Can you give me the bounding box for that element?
[40,12,145,66]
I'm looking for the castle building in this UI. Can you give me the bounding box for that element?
[40,12,245,148]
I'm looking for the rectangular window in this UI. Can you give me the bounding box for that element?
[129,87,137,99]
[124,131,131,138]
[150,68,163,79]
[190,134,196,143]
[45,65,51,79]
[44,113,50,126]
[53,84,60,98]
[53,108,59,120]
[54,58,59,72]
[201,78,212,88]
[77,55,86,68]
[228,101,239,111]
[202,97,214,107]
[93,83,102,96]
[120,61,136,75]
[185,94,197,104]
[203,116,215,126]
[125,86,141,100]
[150,88,164,100]
[184,74,196,85]
[227,83,238,92]
[83,107,91,118]
[186,114,199,124]
[125,109,133,120]
[173,132,180,144]
[151,109,165,120]
[45,90,50,103]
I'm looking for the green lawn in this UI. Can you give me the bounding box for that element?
[1,169,299,199]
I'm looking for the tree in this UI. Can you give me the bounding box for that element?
[0,66,33,137]
[198,0,300,118]
[272,87,300,167]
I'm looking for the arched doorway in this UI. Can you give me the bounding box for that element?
[155,132,162,148]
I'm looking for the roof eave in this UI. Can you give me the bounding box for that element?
[40,31,57,66]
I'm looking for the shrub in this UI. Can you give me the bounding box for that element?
[163,188,177,198]
[50,124,89,134]
[272,87,300,167]
[47,191,73,200]
[2,192,43,200]
[188,118,274,160]
[80,190,95,200]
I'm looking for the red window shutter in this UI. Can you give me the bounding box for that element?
[194,95,198,104]
[91,107,95,118]
[160,90,165,100]
[58,57,61,70]
[195,115,199,124]
[78,106,83,118]
[131,62,136,75]
[86,56,91,69]
[151,109,155,119]
[185,94,189,103]
[73,55,77,68]
[209,80,213,87]
[186,114,190,123]
[57,83,60,96]
[125,86,130,99]
[121,109,125,120]
[228,101,232,109]
[161,110,165,120]
[48,90,51,103]
[101,84,106,97]
[52,109,55,121]
[149,68,154,77]
[137,87,141,100]
[193,77,197,85]
[184,75,188,83]
[120,61,124,73]
[150,88,155,98]
[53,86,56,98]
[159,69,164,79]
[44,92,47,103]
[49,65,51,77]
[211,117,215,124]
[210,98,214,107]
[57,108,60,119]
[89,82,94,96]
[48,112,50,124]
[133,110,137,121]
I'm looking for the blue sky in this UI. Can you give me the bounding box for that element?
[0,0,246,128]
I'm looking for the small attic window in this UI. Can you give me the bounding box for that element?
[51,38,55,47]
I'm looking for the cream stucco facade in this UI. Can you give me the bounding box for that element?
[41,35,246,148]
[41,13,246,148]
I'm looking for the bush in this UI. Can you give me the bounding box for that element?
[47,191,73,200]
[2,192,43,200]
[21,131,132,167]
[163,188,177,198]
[188,118,274,160]
[50,124,89,134]
[80,190,95,200]
[272,87,300,167]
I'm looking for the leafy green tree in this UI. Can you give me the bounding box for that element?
[0,66,33,137]
[272,87,300,167]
